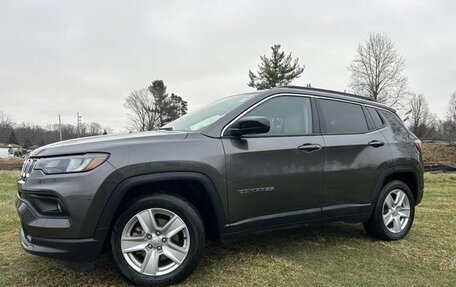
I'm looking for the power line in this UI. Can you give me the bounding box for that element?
[58,114,62,141]
[77,112,82,138]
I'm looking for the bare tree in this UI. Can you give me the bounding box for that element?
[348,33,409,108]
[0,111,14,144]
[447,92,456,122]
[444,92,456,142]
[88,122,103,136]
[408,94,435,138]
[124,88,155,132]
[0,111,12,128]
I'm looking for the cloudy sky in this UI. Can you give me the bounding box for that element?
[1,0,455,132]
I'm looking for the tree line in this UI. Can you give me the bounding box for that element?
[0,112,109,148]
[408,92,456,140]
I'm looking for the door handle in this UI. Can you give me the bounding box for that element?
[368,140,385,148]
[298,143,322,152]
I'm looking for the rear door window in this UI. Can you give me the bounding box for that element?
[318,99,368,134]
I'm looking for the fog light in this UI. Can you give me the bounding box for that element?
[28,194,67,216]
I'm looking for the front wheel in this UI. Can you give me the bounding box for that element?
[363,180,415,240]
[111,194,205,286]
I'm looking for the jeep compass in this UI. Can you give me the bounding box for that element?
[16,86,424,286]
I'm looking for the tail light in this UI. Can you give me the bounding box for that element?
[414,139,422,153]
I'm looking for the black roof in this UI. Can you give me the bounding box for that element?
[280,85,373,101]
[271,85,395,113]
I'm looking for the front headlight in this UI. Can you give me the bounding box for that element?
[34,153,109,174]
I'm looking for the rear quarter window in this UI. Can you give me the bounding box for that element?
[366,107,385,128]
[379,110,413,140]
[318,99,368,134]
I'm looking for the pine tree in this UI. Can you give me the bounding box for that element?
[248,44,305,90]
[166,93,188,123]
[148,80,168,127]
[147,80,187,128]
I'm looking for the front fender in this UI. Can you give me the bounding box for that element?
[94,171,227,237]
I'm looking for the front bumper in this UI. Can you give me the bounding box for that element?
[16,161,118,262]
[19,227,107,262]
[17,196,109,262]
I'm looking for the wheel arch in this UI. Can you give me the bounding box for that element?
[372,166,423,208]
[96,172,226,248]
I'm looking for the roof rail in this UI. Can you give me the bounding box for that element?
[277,85,375,102]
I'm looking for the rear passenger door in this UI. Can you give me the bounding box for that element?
[317,99,392,217]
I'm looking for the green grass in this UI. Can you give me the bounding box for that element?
[1,171,455,286]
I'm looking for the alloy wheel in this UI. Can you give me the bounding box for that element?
[121,208,190,276]
[382,189,411,233]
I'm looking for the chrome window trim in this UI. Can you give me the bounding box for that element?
[220,92,391,137]
[363,103,394,113]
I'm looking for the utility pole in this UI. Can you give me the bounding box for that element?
[77,112,82,138]
[58,114,62,141]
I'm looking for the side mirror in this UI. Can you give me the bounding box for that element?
[229,116,270,136]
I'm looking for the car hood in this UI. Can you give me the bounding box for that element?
[30,131,189,157]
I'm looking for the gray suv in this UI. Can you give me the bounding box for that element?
[16,86,424,286]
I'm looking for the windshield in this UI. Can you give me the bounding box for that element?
[162,93,257,132]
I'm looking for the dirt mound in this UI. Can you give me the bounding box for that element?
[422,143,456,167]
[0,158,23,170]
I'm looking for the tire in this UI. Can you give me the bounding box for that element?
[363,180,415,240]
[111,194,205,286]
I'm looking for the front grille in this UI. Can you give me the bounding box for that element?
[20,158,37,180]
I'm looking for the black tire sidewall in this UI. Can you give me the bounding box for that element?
[374,180,415,240]
[111,194,205,286]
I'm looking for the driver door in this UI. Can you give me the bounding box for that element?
[222,95,325,228]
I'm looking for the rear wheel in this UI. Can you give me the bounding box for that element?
[363,180,415,240]
[111,194,205,286]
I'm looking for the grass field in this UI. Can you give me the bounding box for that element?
[0,171,455,286]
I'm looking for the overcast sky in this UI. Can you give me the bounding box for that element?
[1,0,455,132]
